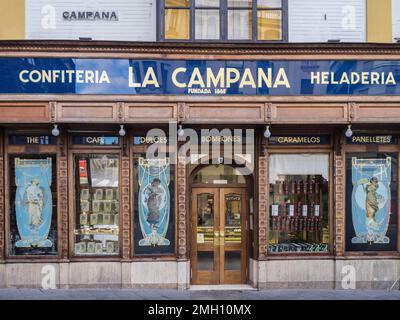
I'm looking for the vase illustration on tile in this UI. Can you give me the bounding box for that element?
[15,158,53,248]
[351,157,391,244]
[138,157,170,246]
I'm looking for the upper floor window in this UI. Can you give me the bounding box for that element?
[161,0,287,41]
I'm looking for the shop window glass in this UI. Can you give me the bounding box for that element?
[133,154,175,255]
[268,154,330,254]
[228,9,252,40]
[165,0,191,40]
[257,10,282,40]
[74,154,120,256]
[163,0,285,41]
[195,9,220,40]
[192,165,246,184]
[228,0,252,7]
[258,0,282,8]
[9,155,58,256]
[345,153,398,252]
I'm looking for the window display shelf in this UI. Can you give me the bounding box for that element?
[75,227,119,236]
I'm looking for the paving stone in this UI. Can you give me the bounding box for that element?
[0,289,399,300]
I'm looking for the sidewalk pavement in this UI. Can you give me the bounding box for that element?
[0,288,399,300]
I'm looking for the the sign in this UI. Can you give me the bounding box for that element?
[268,135,331,145]
[0,58,399,95]
[9,135,56,145]
[347,134,398,144]
[72,135,119,145]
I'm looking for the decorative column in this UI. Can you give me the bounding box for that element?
[121,135,131,260]
[258,155,268,259]
[58,132,69,259]
[334,132,345,256]
[177,155,187,260]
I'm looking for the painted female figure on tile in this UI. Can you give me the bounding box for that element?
[351,157,391,244]
[15,158,53,248]
[138,158,171,247]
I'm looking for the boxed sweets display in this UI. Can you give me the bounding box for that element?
[80,213,89,226]
[95,242,103,254]
[94,189,103,200]
[87,241,96,253]
[80,188,90,200]
[92,200,101,213]
[80,199,90,213]
[102,213,113,225]
[106,240,119,254]
[105,189,114,200]
[104,201,112,213]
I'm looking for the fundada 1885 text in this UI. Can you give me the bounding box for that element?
[148,304,252,317]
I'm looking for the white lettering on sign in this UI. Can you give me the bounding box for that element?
[310,71,396,85]
[86,137,105,144]
[19,69,110,84]
[128,67,160,88]
[170,67,291,89]
[63,11,118,21]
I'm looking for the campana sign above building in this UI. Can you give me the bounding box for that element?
[0,58,399,95]
[62,11,118,21]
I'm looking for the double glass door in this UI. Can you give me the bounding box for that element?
[191,188,247,284]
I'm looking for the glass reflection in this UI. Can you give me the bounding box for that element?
[197,193,214,243]
[225,193,241,243]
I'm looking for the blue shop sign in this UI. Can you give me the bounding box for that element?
[0,58,399,95]
[269,135,331,145]
[9,135,56,145]
[72,135,119,145]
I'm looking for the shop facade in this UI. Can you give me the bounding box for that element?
[0,41,399,289]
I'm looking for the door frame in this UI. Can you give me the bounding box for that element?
[190,185,249,285]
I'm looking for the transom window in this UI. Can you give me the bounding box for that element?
[161,0,287,41]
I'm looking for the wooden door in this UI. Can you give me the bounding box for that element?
[191,187,247,285]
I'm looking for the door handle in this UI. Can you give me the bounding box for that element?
[214,231,220,245]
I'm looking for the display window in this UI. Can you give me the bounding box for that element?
[268,154,330,254]
[345,152,398,252]
[73,154,120,256]
[8,154,58,256]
